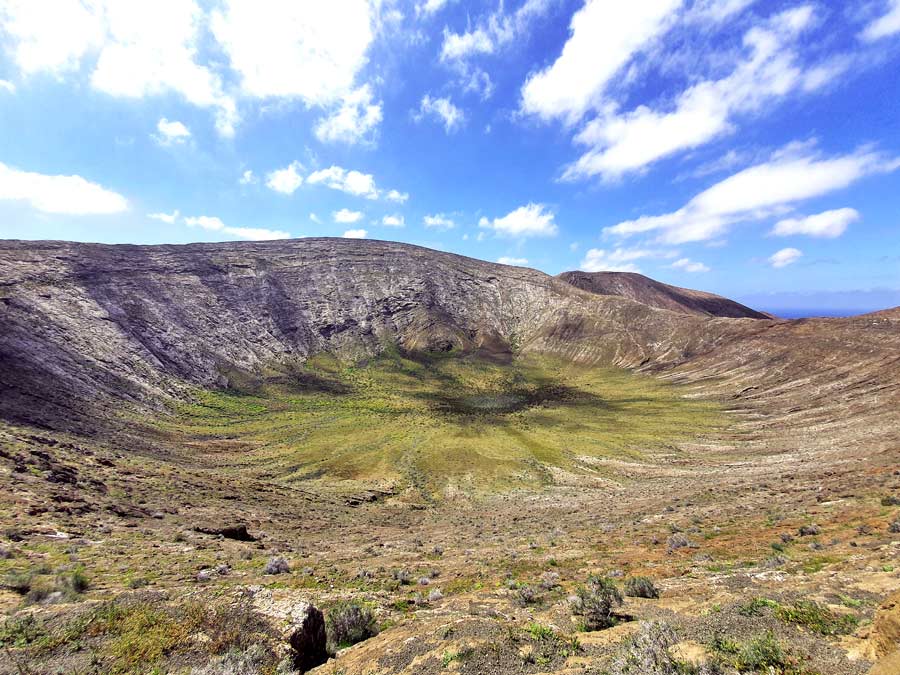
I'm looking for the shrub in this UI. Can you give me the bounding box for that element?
[774,600,858,636]
[264,557,290,575]
[624,577,659,599]
[325,601,378,653]
[570,575,622,630]
[607,621,686,674]
[798,524,820,536]
[732,632,788,672]
[889,518,900,534]
[881,495,900,506]
[517,584,538,606]
[540,571,561,590]
[190,643,274,675]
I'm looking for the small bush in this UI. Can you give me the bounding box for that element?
[889,518,900,533]
[798,524,820,536]
[325,601,378,653]
[775,600,858,636]
[264,557,290,575]
[607,621,693,674]
[881,495,900,506]
[517,584,538,606]
[624,577,659,599]
[732,632,787,672]
[1,570,33,595]
[190,643,274,675]
[570,575,622,630]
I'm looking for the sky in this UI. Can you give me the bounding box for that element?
[0,0,899,316]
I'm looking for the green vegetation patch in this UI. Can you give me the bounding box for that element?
[152,351,723,494]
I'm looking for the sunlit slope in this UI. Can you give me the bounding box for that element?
[153,351,723,494]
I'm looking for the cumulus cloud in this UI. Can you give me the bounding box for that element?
[210,1,374,104]
[480,203,558,238]
[578,247,665,273]
[605,144,899,244]
[382,214,405,227]
[769,247,802,268]
[861,0,900,41]
[0,79,14,93]
[334,208,364,223]
[671,257,710,273]
[0,161,128,214]
[497,256,529,266]
[148,209,179,224]
[771,208,859,238]
[423,213,456,230]
[265,161,304,194]
[314,84,383,145]
[308,166,378,199]
[184,215,289,240]
[0,1,381,136]
[239,169,257,185]
[155,117,191,145]
[416,95,464,133]
[385,189,409,203]
[419,0,455,16]
[521,0,681,123]
[563,6,818,181]
[342,228,367,238]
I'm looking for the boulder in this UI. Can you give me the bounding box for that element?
[285,602,328,673]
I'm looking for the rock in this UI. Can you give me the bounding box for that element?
[285,602,327,673]
[870,591,900,659]
[193,524,256,541]
[196,569,213,583]
[799,524,821,536]
[869,648,900,675]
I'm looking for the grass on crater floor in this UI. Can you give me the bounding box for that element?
[151,350,724,494]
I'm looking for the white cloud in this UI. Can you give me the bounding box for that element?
[480,203,558,238]
[563,6,817,180]
[385,189,409,203]
[155,117,191,145]
[239,169,257,185]
[334,208,364,223]
[497,256,529,266]
[148,209,179,224]
[769,247,802,268]
[314,84,382,145]
[342,228,367,238]
[0,0,381,137]
[310,212,322,224]
[687,0,756,24]
[861,0,900,41]
[0,161,128,214]
[521,0,682,123]
[423,213,456,230]
[0,79,14,93]
[578,246,666,273]
[382,214,405,227]
[308,166,378,199]
[184,215,289,240]
[416,95,464,133]
[419,0,454,16]
[671,257,710,272]
[210,0,375,105]
[771,207,859,239]
[605,145,899,244]
[461,68,494,100]
[266,161,304,194]
[440,0,552,63]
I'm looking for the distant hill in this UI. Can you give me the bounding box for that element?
[557,270,770,319]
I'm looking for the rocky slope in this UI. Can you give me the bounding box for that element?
[1,239,898,445]
[0,238,747,434]
[557,270,770,319]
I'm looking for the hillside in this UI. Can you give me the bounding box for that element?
[557,270,771,319]
[1,238,898,675]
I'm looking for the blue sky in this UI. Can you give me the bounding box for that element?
[1,0,899,315]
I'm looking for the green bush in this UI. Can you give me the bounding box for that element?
[570,575,622,630]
